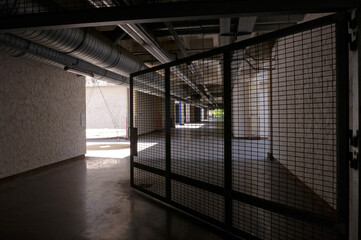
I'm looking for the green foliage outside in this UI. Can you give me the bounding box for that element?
[213,109,224,118]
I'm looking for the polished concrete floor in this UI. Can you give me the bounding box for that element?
[0,154,228,240]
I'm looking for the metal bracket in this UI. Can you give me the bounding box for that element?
[349,9,357,51]
[349,129,359,170]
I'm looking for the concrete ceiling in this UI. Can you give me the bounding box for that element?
[97,14,305,67]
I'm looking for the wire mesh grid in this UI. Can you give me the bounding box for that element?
[130,17,343,240]
[0,0,197,16]
[171,180,224,222]
[133,70,165,170]
[232,200,335,240]
[134,167,166,197]
[231,24,337,219]
[170,57,224,187]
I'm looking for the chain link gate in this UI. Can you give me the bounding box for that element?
[129,13,349,240]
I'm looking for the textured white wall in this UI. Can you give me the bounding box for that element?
[232,70,270,138]
[0,54,86,179]
[133,91,164,135]
[86,86,128,129]
[271,25,336,207]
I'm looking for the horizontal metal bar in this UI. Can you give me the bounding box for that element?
[133,162,166,176]
[0,1,358,32]
[170,200,261,240]
[133,161,336,229]
[131,183,166,202]
[132,187,244,240]
[171,173,224,195]
[147,23,297,38]
[232,191,337,229]
[133,162,224,195]
[131,12,342,77]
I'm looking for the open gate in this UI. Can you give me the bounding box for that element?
[129,13,349,240]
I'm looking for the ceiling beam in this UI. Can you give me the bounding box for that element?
[145,14,305,30]
[236,16,257,41]
[220,18,232,46]
[139,23,298,38]
[165,22,189,57]
[0,1,359,31]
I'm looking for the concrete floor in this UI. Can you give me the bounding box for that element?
[0,154,227,240]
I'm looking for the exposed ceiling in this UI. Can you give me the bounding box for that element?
[0,0,356,108]
[95,13,305,67]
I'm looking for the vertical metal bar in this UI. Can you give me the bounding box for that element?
[223,49,232,227]
[130,75,134,187]
[268,52,273,158]
[165,67,171,202]
[335,12,349,238]
[357,8,361,240]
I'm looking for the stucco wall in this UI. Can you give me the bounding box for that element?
[86,86,128,129]
[133,91,164,135]
[232,70,270,138]
[0,54,86,179]
[271,24,336,207]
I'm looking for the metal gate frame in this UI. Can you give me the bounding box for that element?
[129,12,349,239]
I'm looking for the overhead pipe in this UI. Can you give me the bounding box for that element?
[13,28,145,77]
[0,33,201,104]
[0,33,129,86]
[1,1,208,107]
[86,0,213,106]
[119,23,214,106]
[12,28,192,100]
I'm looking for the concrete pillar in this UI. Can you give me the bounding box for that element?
[204,109,208,120]
[179,102,185,124]
[171,100,176,127]
[185,104,191,123]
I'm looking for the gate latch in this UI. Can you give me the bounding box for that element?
[129,127,138,157]
[349,130,358,170]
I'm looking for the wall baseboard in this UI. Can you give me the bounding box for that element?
[0,154,85,184]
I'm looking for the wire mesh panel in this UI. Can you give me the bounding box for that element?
[132,70,166,197]
[271,24,337,214]
[231,23,338,238]
[168,57,225,223]
[134,167,166,197]
[170,57,224,187]
[130,14,347,240]
[233,200,335,240]
[172,180,224,222]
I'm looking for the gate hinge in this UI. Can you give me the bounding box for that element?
[349,9,357,51]
[349,129,358,170]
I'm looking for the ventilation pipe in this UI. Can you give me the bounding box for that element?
[0,1,207,107]
[13,28,145,77]
[12,29,198,102]
[0,34,199,102]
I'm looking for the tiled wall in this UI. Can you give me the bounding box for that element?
[0,54,86,179]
